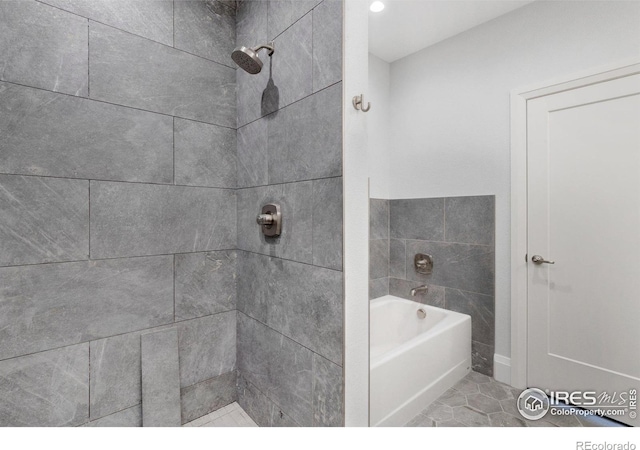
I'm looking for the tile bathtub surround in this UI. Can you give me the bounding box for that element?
[235,0,344,427]
[369,196,496,376]
[0,0,241,427]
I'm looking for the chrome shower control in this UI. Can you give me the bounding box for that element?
[256,203,281,237]
[414,253,433,274]
[256,214,274,226]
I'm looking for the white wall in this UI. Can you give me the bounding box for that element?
[372,1,640,373]
[367,53,391,198]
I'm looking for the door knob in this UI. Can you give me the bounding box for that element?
[531,255,555,265]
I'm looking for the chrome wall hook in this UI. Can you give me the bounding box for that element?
[352,94,371,112]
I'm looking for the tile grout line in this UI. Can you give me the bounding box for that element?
[236,80,342,130]
[0,79,237,131]
[88,181,91,259]
[36,0,237,70]
[0,309,237,365]
[237,248,342,274]
[0,248,238,270]
[172,117,176,185]
[87,18,90,97]
[237,310,342,369]
[236,174,343,191]
[88,341,91,420]
[0,171,238,191]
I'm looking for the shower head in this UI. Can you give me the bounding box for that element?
[231,42,275,74]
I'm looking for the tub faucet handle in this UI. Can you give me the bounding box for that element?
[410,285,428,296]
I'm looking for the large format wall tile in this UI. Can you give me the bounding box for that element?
[237,181,313,263]
[174,118,237,188]
[0,175,88,267]
[0,344,88,427]
[268,83,342,183]
[369,239,389,280]
[0,82,173,183]
[237,118,269,188]
[472,340,493,377]
[90,333,142,420]
[237,251,343,365]
[446,288,495,347]
[0,1,88,96]
[90,22,236,127]
[174,0,236,67]
[141,328,182,427]
[390,198,445,241]
[369,277,388,300]
[177,312,236,388]
[405,240,495,296]
[388,239,406,279]
[40,0,173,46]
[237,313,313,426]
[312,0,343,92]
[175,251,237,321]
[445,196,495,245]
[270,13,312,111]
[267,0,321,40]
[369,198,389,240]
[0,256,173,361]
[312,354,343,427]
[312,177,343,270]
[90,181,236,259]
[237,0,267,47]
[180,371,236,424]
[237,372,278,427]
[82,405,142,427]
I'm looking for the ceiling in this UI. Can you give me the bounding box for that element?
[369,0,534,62]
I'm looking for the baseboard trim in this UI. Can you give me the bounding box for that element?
[493,354,511,385]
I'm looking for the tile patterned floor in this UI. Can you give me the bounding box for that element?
[183,402,258,427]
[404,371,622,427]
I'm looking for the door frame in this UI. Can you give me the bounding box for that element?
[509,58,640,389]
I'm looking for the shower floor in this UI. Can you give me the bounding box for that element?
[183,402,258,427]
[404,371,624,427]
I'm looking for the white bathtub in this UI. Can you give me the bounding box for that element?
[370,295,471,427]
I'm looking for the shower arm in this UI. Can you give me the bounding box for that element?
[252,42,275,56]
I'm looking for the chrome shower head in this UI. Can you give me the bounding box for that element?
[231,42,274,74]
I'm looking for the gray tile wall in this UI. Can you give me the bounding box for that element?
[369,196,496,377]
[235,0,344,427]
[0,0,239,427]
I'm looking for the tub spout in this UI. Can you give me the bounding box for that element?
[410,285,428,296]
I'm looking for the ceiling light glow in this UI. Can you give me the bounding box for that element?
[370,1,385,13]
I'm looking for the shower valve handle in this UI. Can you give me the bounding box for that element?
[256,214,274,226]
[256,204,282,237]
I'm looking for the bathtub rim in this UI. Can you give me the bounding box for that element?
[370,295,471,369]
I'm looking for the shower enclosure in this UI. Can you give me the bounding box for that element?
[0,0,344,427]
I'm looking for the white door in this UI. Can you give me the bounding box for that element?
[527,70,640,426]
